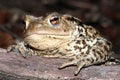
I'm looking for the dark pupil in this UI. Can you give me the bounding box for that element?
[50,16,58,22]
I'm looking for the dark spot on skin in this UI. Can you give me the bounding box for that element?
[67,43,70,46]
[88,45,91,49]
[55,50,59,53]
[104,45,109,52]
[83,54,87,57]
[79,34,84,37]
[50,49,59,55]
[59,52,66,56]
[66,17,74,21]
[63,29,67,32]
[53,37,57,39]
[96,57,99,61]
[93,32,99,38]
[86,49,89,54]
[97,51,103,59]
[95,32,99,35]
[76,40,81,44]
[100,49,104,53]
[84,27,88,36]
[76,55,80,59]
[91,58,94,63]
[65,49,72,51]
[106,41,112,46]
[89,27,93,30]
[78,22,84,27]
[69,58,74,61]
[86,58,91,61]
[81,52,84,55]
[82,59,85,62]
[74,46,80,50]
[93,52,97,57]
[78,28,83,32]
[49,50,54,53]
[92,49,95,52]
[97,38,101,40]
[82,40,86,45]
[103,55,107,61]
[97,42,102,47]
[74,45,82,52]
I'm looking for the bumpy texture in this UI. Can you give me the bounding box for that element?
[8,12,113,75]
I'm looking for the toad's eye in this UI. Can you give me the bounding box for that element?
[50,16,59,25]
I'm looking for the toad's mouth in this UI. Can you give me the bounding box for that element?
[24,31,70,38]
[24,32,70,40]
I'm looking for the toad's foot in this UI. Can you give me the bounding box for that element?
[58,60,85,76]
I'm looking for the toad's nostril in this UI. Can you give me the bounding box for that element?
[38,16,43,21]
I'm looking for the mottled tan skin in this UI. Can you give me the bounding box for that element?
[8,12,113,75]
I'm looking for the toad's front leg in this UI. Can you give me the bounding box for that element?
[7,41,32,58]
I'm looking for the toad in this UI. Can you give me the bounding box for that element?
[8,12,116,75]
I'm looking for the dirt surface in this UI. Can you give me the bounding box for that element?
[0,48,120,80]
[0,0,120,53]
